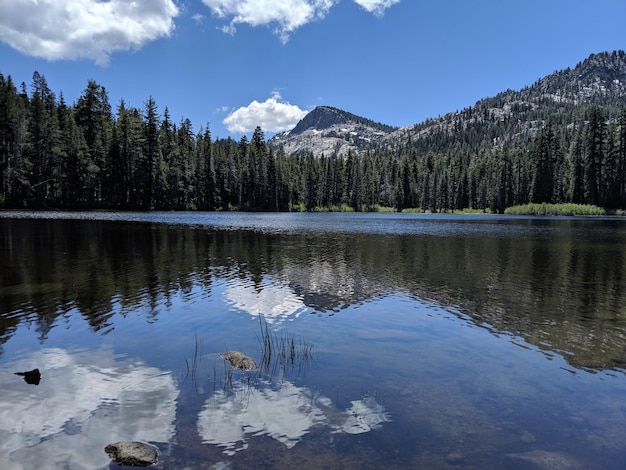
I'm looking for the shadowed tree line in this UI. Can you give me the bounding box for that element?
[1,70,625,212]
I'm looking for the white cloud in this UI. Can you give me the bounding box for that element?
[223,92,308,134]
[202,0,334,42]
[0,0,179,65]
[202,0,400,40]
[192,13,205,24]
[353,0,401,16]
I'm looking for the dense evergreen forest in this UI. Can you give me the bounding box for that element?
[1,63,625,212]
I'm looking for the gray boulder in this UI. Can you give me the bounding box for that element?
[105,441,158,467]
[220,350,257,371]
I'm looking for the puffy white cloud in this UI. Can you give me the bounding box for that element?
[202,0,335,42]
[202,0,401,40]
[223,92,308,134]
[353,0,401,16]
[0,0,179,65]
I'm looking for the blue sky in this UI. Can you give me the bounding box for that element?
[1,0,625,139]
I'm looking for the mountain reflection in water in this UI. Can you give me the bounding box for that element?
[2,214,626,372]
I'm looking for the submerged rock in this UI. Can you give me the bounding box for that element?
[220,351,258,371]
[445,452,465,464]
[105,441,158,467]
[519,430,536,443]
[503,450,590,470]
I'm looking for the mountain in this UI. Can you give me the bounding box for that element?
[270,51,626,158]
[2,51,625,213]
[269,106,398,157]
[384,50,626,154]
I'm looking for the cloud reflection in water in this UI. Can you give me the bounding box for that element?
[0,348,178,470]
[198,381,391,456]
[224,276,309,324]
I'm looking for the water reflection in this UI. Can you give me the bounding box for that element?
[335,397,392,434]
[197,381,390,456]
[1,215,626,374]
[224,276,309,324]
[2,213,626,468]
[0,347,178,470]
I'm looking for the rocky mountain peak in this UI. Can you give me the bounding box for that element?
[290,106,351,135]
[269,106,397,157]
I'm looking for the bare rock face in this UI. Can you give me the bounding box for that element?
[105,441,158,467]
[269,106,396,158]
[220,351,258,371]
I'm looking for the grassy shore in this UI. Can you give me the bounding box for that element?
[285,202,624,216]
[504,203,623,216]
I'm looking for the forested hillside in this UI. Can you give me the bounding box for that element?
[1,51,625,212]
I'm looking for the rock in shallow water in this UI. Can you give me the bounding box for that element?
[220,350,257,371]
[445,452,465,464]
[105,441,158,467]
[14,368,41,385]
[503,450,590,470]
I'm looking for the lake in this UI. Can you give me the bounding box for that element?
[1,211,626,469]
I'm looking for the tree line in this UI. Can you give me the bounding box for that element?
[1,71,625,212]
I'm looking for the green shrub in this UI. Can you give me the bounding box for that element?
[504,203,607,216]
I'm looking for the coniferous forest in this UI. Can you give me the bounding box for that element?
[1,54,626,213]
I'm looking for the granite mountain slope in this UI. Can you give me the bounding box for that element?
[269,106,397,157]
[270,51,626,158]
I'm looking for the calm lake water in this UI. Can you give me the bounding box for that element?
[1,211,626,469]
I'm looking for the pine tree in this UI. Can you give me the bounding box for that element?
[250,126,269,210]
[108,100,137,207]
[531,121,558,203]
[619,107,626,205]
[75,80,112,206]
[26,71,60,206]
[584,105,606,206]
[177,118,195,209]
[196,126,216,209]
[568,130,585,204]
[0,74,28,206]
[160,107,177,209]
[58,95,89,207]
